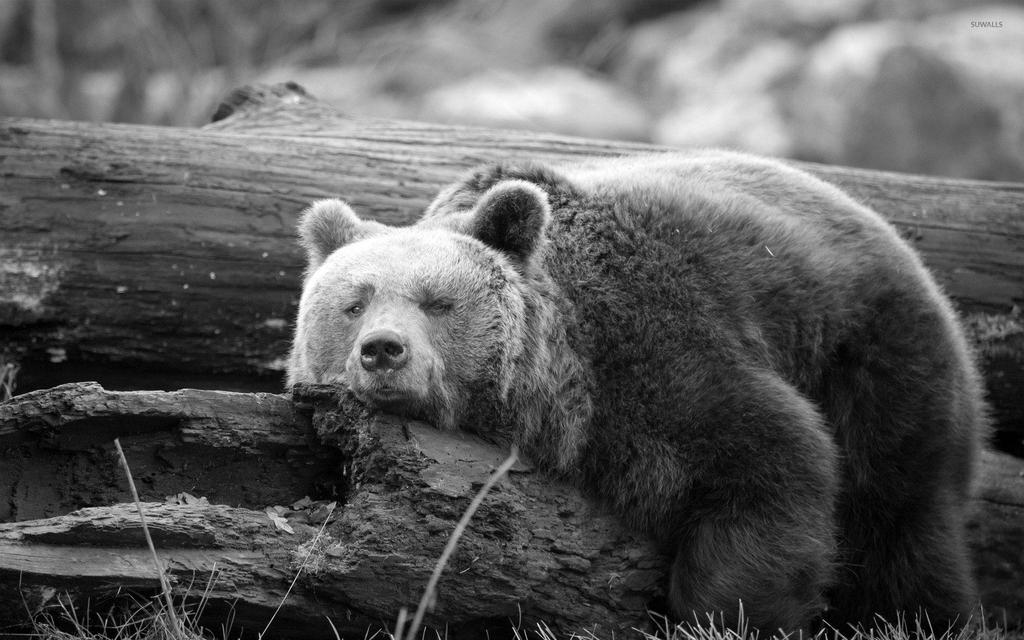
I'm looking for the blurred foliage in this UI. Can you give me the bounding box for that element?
[0,0,465,124]
[0,0,691,125]
[1,0,458,69]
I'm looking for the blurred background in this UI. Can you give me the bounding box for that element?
[1,0,1022,180]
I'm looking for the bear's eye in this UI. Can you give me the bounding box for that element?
[422,299,454,316]
[345,303,364,317]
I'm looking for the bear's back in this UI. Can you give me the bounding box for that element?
[545,152,935,388]
[561,151,912,282]
[560,152,977,449]
[550,151,983,496]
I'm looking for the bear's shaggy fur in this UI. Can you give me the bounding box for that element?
[288,151,986,632]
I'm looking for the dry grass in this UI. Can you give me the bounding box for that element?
[511,611,1020,640]
[25,591,206,640]
[23,593,1021,640]
[0,357,19,402]
[17,443,1018,640]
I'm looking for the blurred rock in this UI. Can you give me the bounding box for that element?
[787,4,1024,179]
[724,0,873,33]
[613,7,723,107]
[654,38,802,155]
[613,1,1024,179]
[421,66,651,140]
[616,8,803,155]
[545,0,701,66]
[782,20,901,163]
[845,46,1013,179]
[654,93,793,157]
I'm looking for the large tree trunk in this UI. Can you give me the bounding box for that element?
[0,84,1022,450]
[1,382,1022,637]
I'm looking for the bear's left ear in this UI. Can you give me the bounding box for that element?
[468,180,551,264]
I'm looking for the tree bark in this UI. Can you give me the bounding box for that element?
[0,381,335,523]
[0,85,1022,449]
[0,382,1021,636]
[0,383,667,638]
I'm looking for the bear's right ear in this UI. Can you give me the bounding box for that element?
[297,199,371,269]
[468,180,551,265]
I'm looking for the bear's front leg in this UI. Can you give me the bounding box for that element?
[652,368,839,632]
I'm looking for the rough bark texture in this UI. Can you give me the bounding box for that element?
[0,383,1021,637]
[0,84,1022,451]
[0,381,335,523]
[0,383,665,638]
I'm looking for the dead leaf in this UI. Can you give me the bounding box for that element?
[265,507,295,533]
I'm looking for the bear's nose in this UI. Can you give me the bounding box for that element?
[359,329,409,372]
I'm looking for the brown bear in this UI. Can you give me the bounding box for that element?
[287,151,986,633]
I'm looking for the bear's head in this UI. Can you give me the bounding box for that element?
[287,180,552,433]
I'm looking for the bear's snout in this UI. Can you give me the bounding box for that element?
[359,329,409,372]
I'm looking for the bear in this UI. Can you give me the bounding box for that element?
[287,150,986,634]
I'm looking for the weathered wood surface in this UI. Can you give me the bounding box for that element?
[1,86,1022,448]
[0,379,308,448]
[972,450,1024,626]
[0,382,338,524]
[0,383,1021,635]
[0,383,666,638]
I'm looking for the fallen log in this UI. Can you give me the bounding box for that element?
[0,382,334,523]
[0,84,1022,451]
[0,382,1021,636]
[0,383,666,638]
